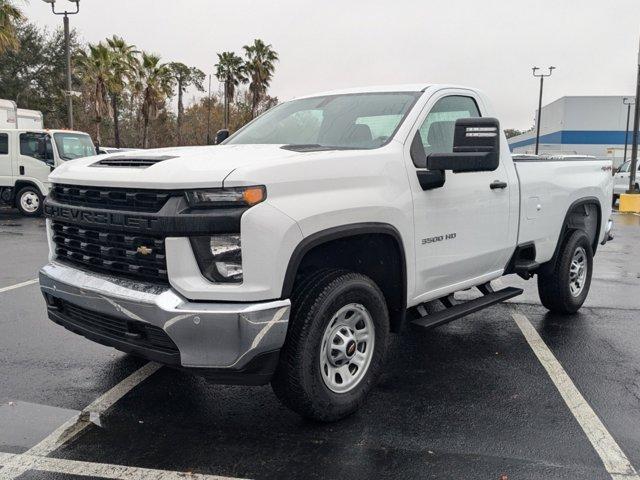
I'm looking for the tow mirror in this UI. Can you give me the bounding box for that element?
[426,118,500,173]
[215,129,230,145]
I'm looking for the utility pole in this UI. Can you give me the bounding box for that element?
[223,81,229,130]
[628,37,640,193]
[43,0,80,130]
[532,66,555,155]
[623,98,635,162]
[206,74,212,145]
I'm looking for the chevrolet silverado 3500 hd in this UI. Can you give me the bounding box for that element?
[39,85,614,421]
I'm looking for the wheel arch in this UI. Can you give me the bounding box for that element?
[282,223,407,332]
[542,197,602,273]
[13,180,45,206]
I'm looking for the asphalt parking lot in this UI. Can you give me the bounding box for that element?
[1,207,639,480]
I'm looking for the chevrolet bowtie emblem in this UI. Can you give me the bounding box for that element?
[137,245,153,256]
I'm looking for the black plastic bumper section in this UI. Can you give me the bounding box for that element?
[43,292,281,385]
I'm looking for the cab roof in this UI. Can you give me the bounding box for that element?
[296,84,432,99]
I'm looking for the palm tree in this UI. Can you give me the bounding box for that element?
[0,0,23,55]
[138,52,173,149]
[215,51,247,129]
[168,62,205,145]
[106,35,139,148]
[242,39,278,118]
[75,42,113,146]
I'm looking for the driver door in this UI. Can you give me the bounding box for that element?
[408,91,513,299]
[18,132,53,182]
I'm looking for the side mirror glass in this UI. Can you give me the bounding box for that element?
[426,117,500,173]
[37,137,47,159]
[215,129,230,145]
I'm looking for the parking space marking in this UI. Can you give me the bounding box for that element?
[512,310,640,480]
[0,452,247,479]
[0,278,38,293]
[0,362,162,479]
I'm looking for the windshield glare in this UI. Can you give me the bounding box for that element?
[226,92,420,149]
[53,133,96,160]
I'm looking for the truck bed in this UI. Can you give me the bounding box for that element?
[513,156,613,263]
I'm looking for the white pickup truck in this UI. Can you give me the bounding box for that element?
[39,84,614,421]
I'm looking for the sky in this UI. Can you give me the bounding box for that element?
[26,0,640,131]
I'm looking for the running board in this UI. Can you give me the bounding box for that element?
[411,286,523,330]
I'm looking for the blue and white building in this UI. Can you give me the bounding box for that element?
[508,96,636,168]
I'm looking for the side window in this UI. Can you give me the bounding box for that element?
[0,133,8,155]
[417,96,481,157]
[19,133,53,162]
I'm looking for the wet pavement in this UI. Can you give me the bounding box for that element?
[0,206,639,479]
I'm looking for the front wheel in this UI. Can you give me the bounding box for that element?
[271,270,389,422]
[16,186,43,217]
[537,230,593,314]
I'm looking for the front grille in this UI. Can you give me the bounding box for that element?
[51,184,177,213]
[48,298,180,363]
[52,221,168,283]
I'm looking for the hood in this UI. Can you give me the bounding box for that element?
[49,144,302,189]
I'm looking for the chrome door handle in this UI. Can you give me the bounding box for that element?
[490,180,508,190]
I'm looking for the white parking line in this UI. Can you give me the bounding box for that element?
[0,278,38,293]
[0,452,246,480]
[512,309,640,480]
[0,362,162,479]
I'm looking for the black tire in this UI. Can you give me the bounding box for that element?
[537,230,593,314]
[15,186,44,217]
[272,270,390,422]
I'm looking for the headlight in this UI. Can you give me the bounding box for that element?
[190,234,243,283]
[185,186,266,208]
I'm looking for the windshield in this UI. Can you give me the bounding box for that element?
[53,133,96,160]
[226,92,421,150]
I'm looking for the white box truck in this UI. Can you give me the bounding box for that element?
[0,128,96,216]
[0,99,18,129]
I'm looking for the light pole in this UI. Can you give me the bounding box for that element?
[532,66,555,155]
[623,97,635,162]
[42,0,80,130]
[206,74,212,145]
[628,37,640,193]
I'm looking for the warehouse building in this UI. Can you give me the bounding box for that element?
[508,95,636,168]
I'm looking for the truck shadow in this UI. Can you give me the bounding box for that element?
[50,304,597,479]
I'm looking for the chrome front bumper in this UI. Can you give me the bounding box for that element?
[39,262,290,383]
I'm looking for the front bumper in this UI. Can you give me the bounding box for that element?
[39,262,290,385]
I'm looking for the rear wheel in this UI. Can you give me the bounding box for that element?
[537,230,593,314]
[272,270,389,422]
[16,186,43,217]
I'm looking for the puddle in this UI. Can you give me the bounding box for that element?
[0,401,80,453]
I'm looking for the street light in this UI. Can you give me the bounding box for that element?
[623,97,635,162]
[42,0,80,130]
[532,66,555,155]
[628,37,640,193]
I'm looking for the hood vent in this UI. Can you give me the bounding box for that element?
[92,155,177,168]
